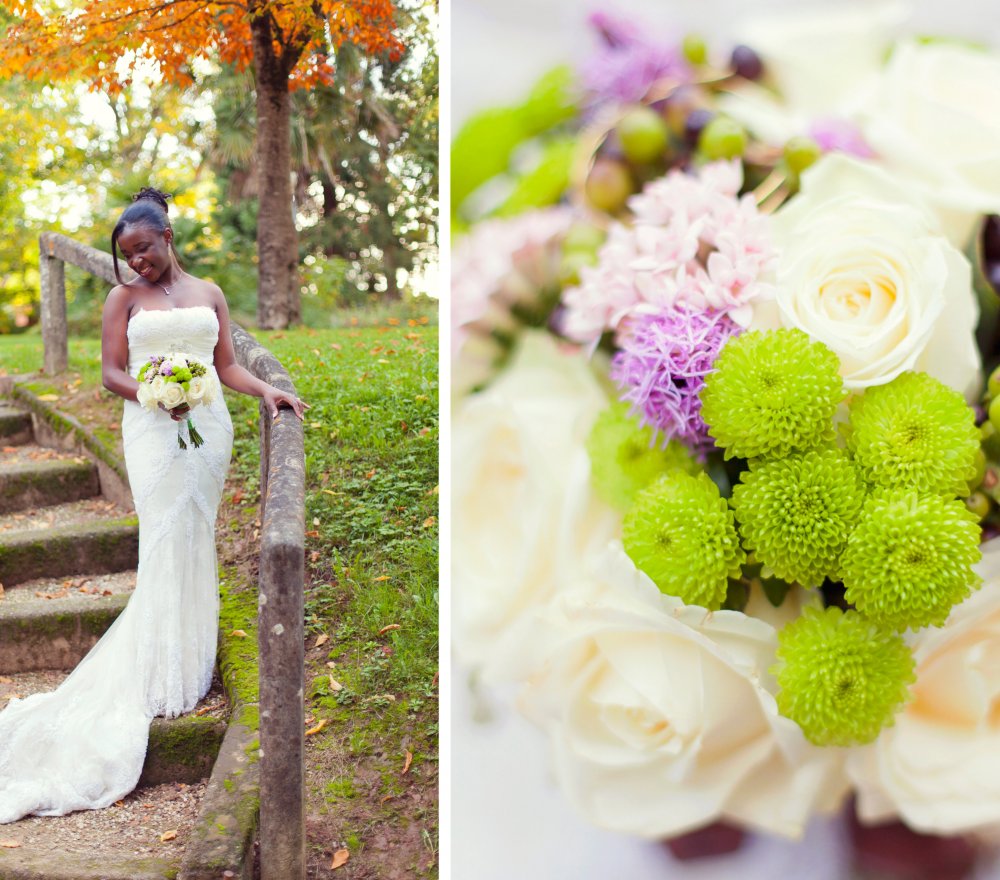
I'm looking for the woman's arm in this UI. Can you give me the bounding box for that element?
[101,286,140,403]
[210,287,309,420]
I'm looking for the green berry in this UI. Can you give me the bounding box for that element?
[623,470,745,609]
[966,490,991,520]
[840,490,982,631]
[989,395,1000,437]
[558,249,598,287]
[783,136,822,175]
[697,117,747,160]
[618,105,670,165]
[773,606,915,746]
[562,222,606,256]
[731,448,866,587]
[700,328,845,460]
[969,447,987,492]
[988,363,1000,400]
[846,372,980,497]
[585,158,633,214]
[681,33,708,66]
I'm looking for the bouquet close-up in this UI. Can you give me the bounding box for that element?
[452,2,1000,876]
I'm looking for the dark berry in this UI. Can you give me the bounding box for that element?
[731,44,764,81]
[983,215,1000,263]
[684,108,715,148]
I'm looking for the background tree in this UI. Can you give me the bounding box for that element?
[0,0,403,329]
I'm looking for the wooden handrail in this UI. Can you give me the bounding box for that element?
[37,231,306,880]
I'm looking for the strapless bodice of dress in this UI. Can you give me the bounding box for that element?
[127,305,220,376]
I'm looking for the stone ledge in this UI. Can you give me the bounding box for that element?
[0,458,100,516]
[0,516,139,587]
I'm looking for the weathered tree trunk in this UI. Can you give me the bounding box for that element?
[251,12,298,330]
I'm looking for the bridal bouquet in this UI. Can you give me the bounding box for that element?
[136,352,218,449]
[452,1,1000,865]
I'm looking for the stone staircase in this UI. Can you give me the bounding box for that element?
[0,398,255,880]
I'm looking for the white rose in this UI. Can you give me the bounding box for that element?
[159,382,185,410]
[756,154,980,400]
[720,2,904,145]
[452,331,621,680]
[849,538,1000,835]
[135,382,154,410]
[186,376,208,404]
[519,546,849,839]
[149,375,166,399]
[861,40,1000,247]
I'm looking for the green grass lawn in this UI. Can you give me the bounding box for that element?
[0,318,440,876]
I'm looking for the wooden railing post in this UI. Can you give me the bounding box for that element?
[39,235,67,375]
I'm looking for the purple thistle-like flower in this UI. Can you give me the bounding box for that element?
[611,306,739,452]
[580,11,691,108]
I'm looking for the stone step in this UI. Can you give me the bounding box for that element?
[0,498,131,539]
[0,517,138,587]
[0,404,32,446]
[0,591,129,674]
[0,669,229,786]
[0,458,100,516]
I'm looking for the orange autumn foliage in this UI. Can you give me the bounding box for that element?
[0,0,403,92]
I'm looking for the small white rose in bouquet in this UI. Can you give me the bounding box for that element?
[136,352,219,449]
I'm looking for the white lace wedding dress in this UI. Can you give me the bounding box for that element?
[0,305,234,823]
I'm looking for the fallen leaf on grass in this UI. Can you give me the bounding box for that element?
[403,751,413,774]
[0,676,11,684]
[330,849,349,869]
[305,530,320,538]
[229,629,248,639]
[0,583,4,599]
[422,516,436,528]
[0,840,21,848]
[305,719,327,736]
[160,830,178,842]
[378,624,401,636]
[380,795,393,804]
[314,633,329,648]
[372,575,391,582]
[328,676,343,691]
[36,393,59,402]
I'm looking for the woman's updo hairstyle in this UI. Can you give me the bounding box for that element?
[110,187,175,284]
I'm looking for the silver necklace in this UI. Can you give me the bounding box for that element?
[156,281,171,296]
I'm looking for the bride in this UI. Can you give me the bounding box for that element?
[0,187,307,824]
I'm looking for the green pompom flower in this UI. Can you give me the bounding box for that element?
[700,328,845,460]
[773,606,915,746]
[586,403,699,509]
[845,372,980,496]
[841,490,982,631]
[732,448,866,587]
[623,470,745,609]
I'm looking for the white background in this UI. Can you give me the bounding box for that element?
[448,2,1000,878]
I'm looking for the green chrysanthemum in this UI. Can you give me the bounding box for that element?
[623,470,745,609]
[773,606,915,746]
[586,403,699,509]
[845,372,980,496]
[841,490,982,631]
[700,328,845,460]
[732,448,866,587]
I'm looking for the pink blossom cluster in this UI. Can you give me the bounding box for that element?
[452,207,573,382]
[561,161,775,344]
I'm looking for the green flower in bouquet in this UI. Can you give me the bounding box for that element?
[623,470,745,609]
[773,606,915,747]
[845,372,980,497]
[732,447,866,587]
[586,402,699,509]
[840,490,982,631]
[700,329,845,460]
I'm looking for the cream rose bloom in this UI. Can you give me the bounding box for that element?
[149,375,166,399]
[135,382,153,409]
[754,154,980,400]
[720,2,903,145]
[186,376,209,403]
[159,382,185,410]
[849,538,1000,835]
[519,546,849,839]
[452,331,621,680]
[861,40,1000,248]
